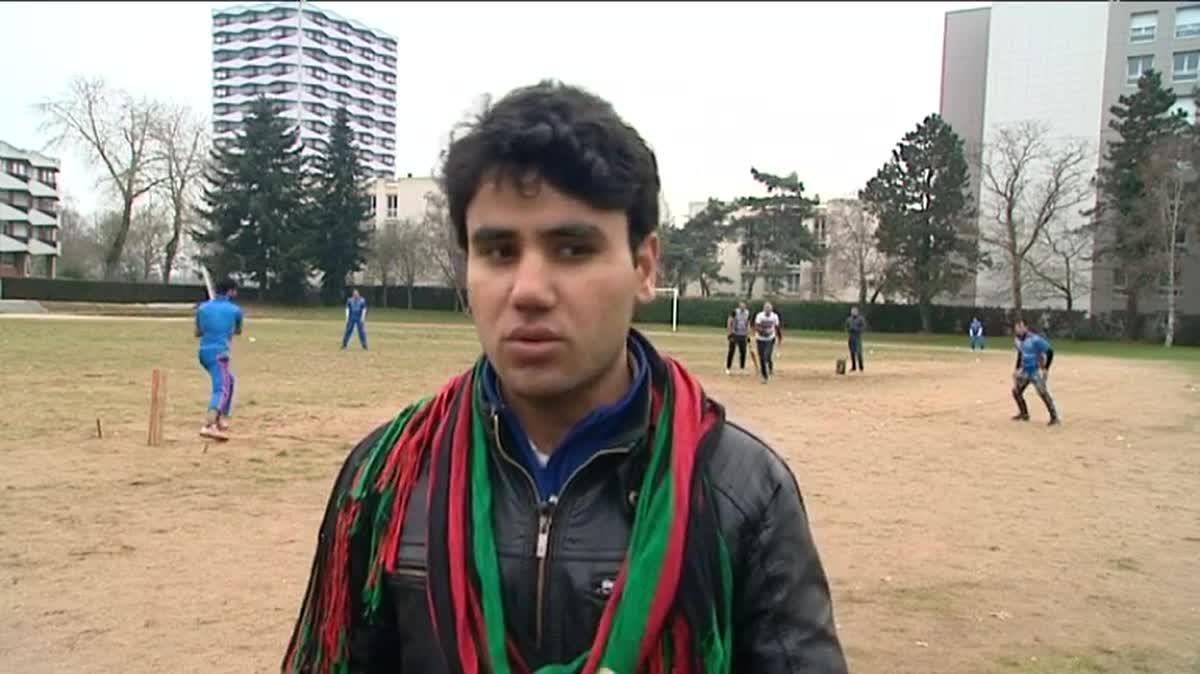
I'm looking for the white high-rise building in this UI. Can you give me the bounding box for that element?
[211,2,399,176]
[941,2,1200,314]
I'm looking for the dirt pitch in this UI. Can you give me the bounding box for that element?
[1,315,1198,674]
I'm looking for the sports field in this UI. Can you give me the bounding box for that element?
[1,310,1198,674]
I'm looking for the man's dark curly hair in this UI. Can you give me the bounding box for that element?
[440,80,661,254]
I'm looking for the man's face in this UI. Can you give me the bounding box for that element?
[352,290,360,299]
[465,176,658,401]
[228,288,238,299]
[1014,322,1027,338]
[763,302,773,314]
[738,302,747,311]
[851,307,859,317]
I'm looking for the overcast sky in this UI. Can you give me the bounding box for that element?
[0,0,989,221]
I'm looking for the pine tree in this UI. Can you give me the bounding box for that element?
[1093,69,1188,339]
[729,169,820,297]
[310,107,372,304]
[860,114,977,332]
[194,97,312,303]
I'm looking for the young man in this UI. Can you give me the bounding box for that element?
[194,278,243,441]
[1012,320,1060,426]
[753,301,782,383]
[969,316,985,351]
[341,288,368,350]
[725,300,750,374]
[845,306,866,373]
[283,81,845,674]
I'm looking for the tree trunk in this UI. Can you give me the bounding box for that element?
[162,207,183,284]
[919,301,932,333]
[406,283,413,310]
[103,197,135,280]
[1165,251,1176,347]
[1124,285,1140,341]
[1011,264,1024,320]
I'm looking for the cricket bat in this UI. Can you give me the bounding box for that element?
[200,265,215,301]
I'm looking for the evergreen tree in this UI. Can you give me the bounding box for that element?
[310,107,372,304]
[729,169,820,297]
[1093,69,1188,339]
[658,198,733,296]
[194,97,312,303]
[860,114,977,332]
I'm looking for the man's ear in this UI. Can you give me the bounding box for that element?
[633,232,660,304]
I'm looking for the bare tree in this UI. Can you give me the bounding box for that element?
[1137,133,1199,346]
[824,198,891,305]
[36,76,165,279]
[1025,221,1092,312]
[422,189,468,312]
[367,218,430,308]
[979,122,1091,316]
[151,103,208,284]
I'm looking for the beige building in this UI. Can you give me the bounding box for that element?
[679,199,861,301]
[941,2,1200,314]
[358,174,443,285]
[0,140,61,278]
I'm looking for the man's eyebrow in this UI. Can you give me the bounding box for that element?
[470,226,515,245]
[540,221,605,239]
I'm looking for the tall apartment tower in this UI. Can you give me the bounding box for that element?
[211,2,399,176]
[941,2,1199,315]
[0,140,61,279]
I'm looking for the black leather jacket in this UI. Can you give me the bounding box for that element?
[294,355,847,673]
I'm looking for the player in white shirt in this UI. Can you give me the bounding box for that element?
[753,302,782,383]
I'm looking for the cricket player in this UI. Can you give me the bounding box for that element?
[341,288,368,350]
[1012,320,1060,426]
[725,300,750,374]
[846,306,866,372]
[754,301,782,383]
[194,278,244,441]
[969,316,985,351]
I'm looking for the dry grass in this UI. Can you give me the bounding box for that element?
[1,315,1198,673]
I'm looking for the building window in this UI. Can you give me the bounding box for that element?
[1174,51,1200,83]
[784,273,802,294]
[1177,6,1200,38]
[386,194,398,218]
[1127,55,1154,84]
[1130,12,1157,42]
[1113,266,1127,290]
[369,195,377,215]
[813,215,827,245]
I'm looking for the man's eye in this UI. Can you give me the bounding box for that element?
[558,244,591,258]
[482,246,515,261]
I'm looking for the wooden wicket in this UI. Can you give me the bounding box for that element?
[147,369,167,446]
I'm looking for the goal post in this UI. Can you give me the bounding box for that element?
[655,287,679,332]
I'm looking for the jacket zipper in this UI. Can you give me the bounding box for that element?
[490,410,633,649]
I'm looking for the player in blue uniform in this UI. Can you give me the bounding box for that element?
[969,317,985,351]
[1011,320,1059,425]
[341,288,368,350]
[195,278,244,441]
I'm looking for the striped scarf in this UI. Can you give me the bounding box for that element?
[284,350,733,674]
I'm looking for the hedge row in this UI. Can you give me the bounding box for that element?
[633,296,1200,345]
[4,278,1195,344]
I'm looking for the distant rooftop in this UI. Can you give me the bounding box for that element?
[0,140,60,169]
[212,2,398,43]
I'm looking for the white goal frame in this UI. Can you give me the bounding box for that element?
[655,287,679,332]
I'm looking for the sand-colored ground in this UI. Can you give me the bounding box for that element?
[1,316,1197,673]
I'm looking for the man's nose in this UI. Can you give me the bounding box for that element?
[509,251,556,311]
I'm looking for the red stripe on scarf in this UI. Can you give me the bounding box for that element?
[671,614,693,674]
[579,562,630,673]
[447,375,480,672]
[638,359,713,667]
